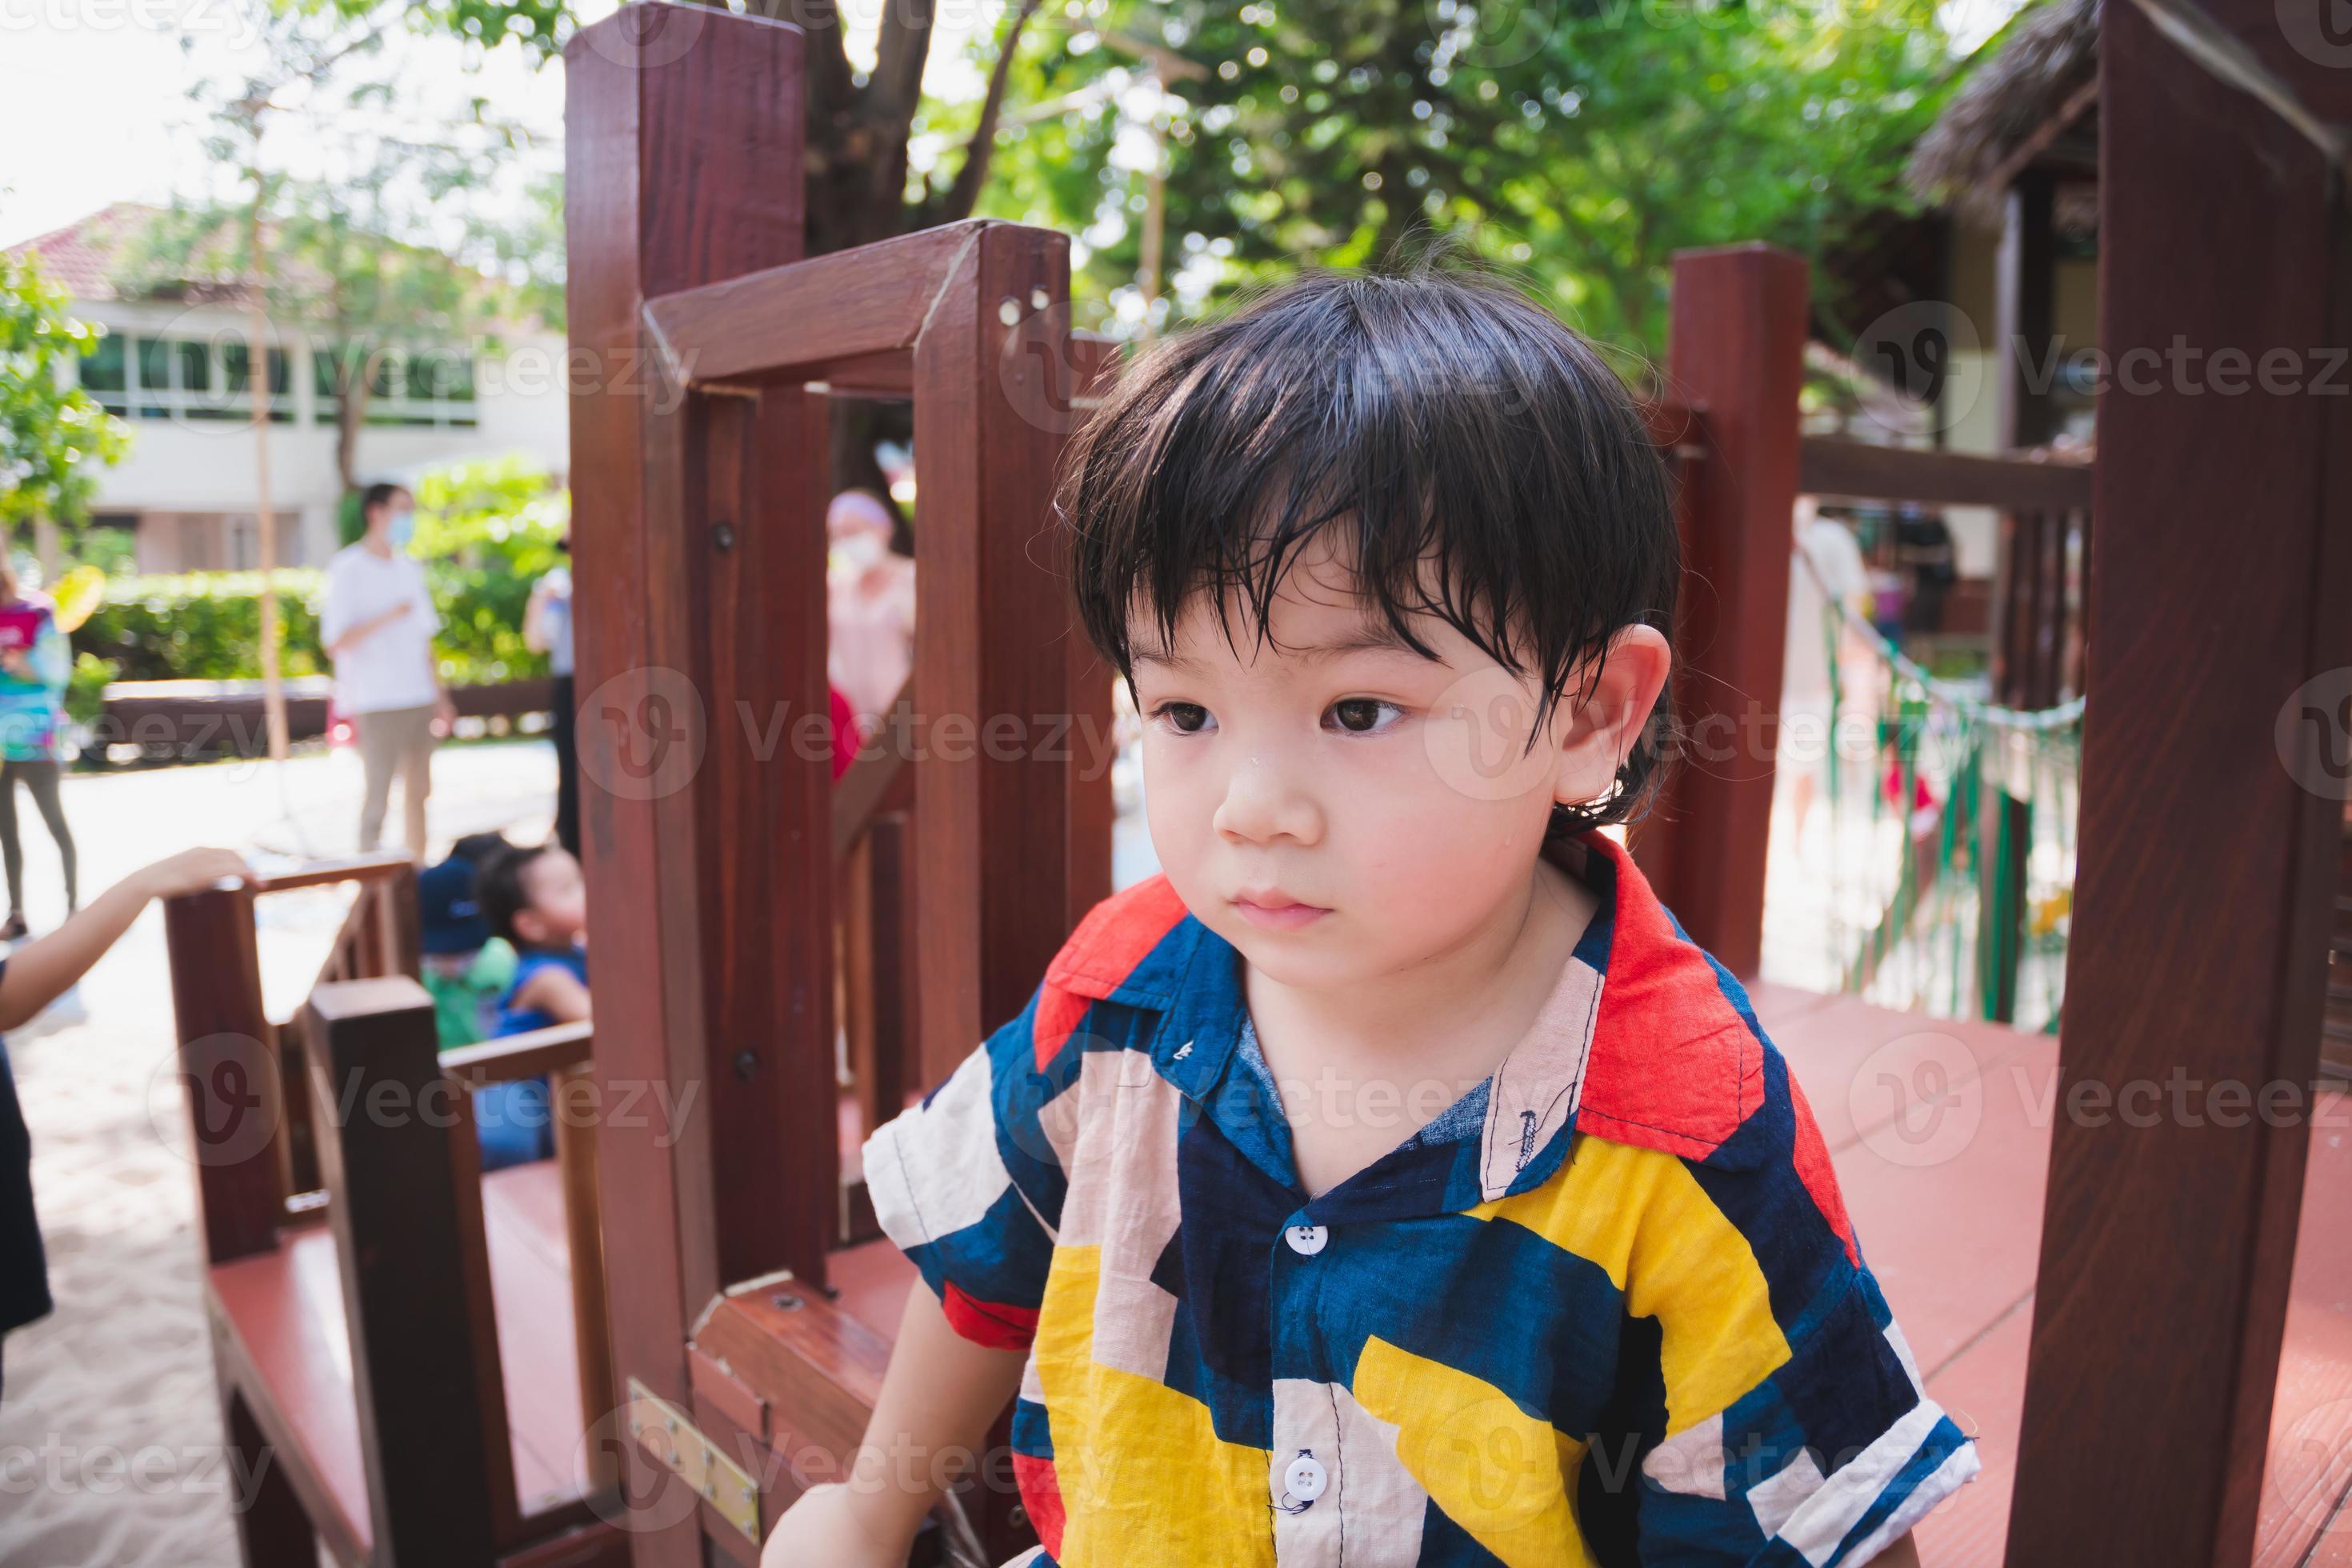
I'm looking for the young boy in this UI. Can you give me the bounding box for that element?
[470,841,589,1169]
[418,831,519,1051]
[767,254,1975,1566]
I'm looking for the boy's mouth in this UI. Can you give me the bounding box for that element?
[1232,893,1331,932]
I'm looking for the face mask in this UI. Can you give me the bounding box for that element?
[387,507,417,548]
[830,530,886,575]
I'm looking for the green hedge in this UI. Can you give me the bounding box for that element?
[73,563,551,692]
[70,456,570,697]
[75,570,327,685]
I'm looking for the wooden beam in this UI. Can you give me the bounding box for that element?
[564,13,807,1566]
[2005,0,2352,1557]
[1644,243,1808,979]
[162,884,281,1266]
[910,221,1108,1087]
[439,1021,596,1087]
[1799,435,2094,510]
[306,976,500,1564]
[643,222,993,387]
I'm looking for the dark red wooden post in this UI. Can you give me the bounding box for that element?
[2004,2,2352,1558]
[306,976,499,1565]
[1642,243,1807,978]
[908,224,1092,1084]
[566,12,808,1564]
[162,884,281,1265]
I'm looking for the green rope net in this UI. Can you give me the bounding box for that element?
[1771,543,2081,1035]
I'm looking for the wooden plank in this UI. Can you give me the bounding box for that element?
[1798,435,2094,511]
[642,223,992,386]
[2004,0,2352,1557]
[208,1244,373,1564]
[439,1046,527,1548]
[250,851,416,898]
[1642,243,1808,980]
[162,885,281,1265]
[911,221,1114,1086]
[305,976,500,1563]
[553,1062,617,1486]
[440,1021,596,1086]
[563,21,807,1568]
[217,1364,326,1566]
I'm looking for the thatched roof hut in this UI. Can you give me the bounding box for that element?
[1907,0,2101,230]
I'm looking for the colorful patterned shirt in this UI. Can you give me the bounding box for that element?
[0,598,67,763]
[863,830,1978,1566]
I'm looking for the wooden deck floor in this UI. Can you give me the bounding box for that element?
[1753,982,2352,1564]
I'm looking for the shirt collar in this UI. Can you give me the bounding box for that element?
[1041,827,1774,1218]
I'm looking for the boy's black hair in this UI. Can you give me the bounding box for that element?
[360,481,409,518]
[450,830,512,870]
[1058,235,1679,838]
[473,841,551,950]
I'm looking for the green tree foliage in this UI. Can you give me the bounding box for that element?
[973,0,1955,361]
[114,2,552,499]
[0,252,128,530]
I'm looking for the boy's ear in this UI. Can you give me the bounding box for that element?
[512,907,549,950]
[1551,625,1673,810]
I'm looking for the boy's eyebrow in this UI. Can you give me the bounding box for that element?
[1288,623,1436,662]
[1131,621,1434,669]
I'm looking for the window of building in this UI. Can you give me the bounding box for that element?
[79,334,128,414]
[314,341,481,430]
[78,332,294,422]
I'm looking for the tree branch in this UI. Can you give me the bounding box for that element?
[937,0,1046,222]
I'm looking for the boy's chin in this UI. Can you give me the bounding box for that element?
[1224,925,1378,991]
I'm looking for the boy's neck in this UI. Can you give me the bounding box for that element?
[1243,851,1598,1075]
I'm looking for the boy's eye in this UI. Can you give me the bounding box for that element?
[1327,698,1405,734]
[1152,702,1214,735]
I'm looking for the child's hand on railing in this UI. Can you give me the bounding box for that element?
[134,847,252,901]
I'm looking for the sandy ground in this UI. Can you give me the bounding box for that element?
[0,738,557,1567]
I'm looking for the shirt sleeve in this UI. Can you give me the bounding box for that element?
[860,977,1081,1351]
[1626,1091,1979,1564]
[318,558,354,651]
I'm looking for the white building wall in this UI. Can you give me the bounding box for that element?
[68,298,567,572]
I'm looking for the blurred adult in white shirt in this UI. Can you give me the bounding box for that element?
[321,483,454,859]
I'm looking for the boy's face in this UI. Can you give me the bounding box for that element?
[514,846,588,950]
[1129,530,1667,993]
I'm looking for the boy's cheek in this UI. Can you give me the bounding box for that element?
[1418,670,1563,809]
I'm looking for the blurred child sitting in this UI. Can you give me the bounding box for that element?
[470,842,590,1170]
[418,832,518,1050]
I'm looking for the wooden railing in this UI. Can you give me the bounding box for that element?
[164,863,622,1566]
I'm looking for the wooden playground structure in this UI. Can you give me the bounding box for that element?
[157,3,2352,1563]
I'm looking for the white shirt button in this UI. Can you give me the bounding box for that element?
[1285,1453,1328,1502]
[1284,1223,1328,1256]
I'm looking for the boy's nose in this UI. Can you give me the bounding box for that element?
[1213,754,1324,846]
